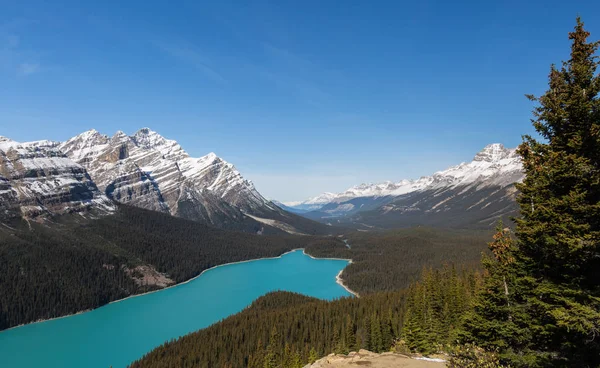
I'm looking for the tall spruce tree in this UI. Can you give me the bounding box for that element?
[370,313,383,352]
[462,18,600,368]
[264,327,279,368]
[345,314,356,352]
[308,347,319,364]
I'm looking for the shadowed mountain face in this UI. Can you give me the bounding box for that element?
[340,183,519,229]
[288,144,524,229]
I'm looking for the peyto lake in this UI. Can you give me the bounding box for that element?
[0,250,351,368]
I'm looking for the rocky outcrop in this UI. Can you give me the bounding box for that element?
[304,350,445,368]
[0,136,114,220]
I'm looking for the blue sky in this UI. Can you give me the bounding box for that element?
[1,1,599,202]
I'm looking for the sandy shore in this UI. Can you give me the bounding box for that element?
[335,268,359,297]
[299,248,359,297]
[2,248,358,331]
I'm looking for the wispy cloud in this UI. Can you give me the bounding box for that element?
[154,40,227,84]
[252,43,332,105]
[18,62,40,76]
[258,68,331,105]
[0,19,43,77]
[262,42,315,71]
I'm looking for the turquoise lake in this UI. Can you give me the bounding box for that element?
[0,250,351,368]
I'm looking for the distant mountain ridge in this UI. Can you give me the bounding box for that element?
[285,144,524,228]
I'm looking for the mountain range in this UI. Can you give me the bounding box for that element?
[0,128,523,333]
[284,143,524,229]
[0,129,333,235]
[1,129,523,233]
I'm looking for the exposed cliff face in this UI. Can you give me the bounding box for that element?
[57,128,334,234]
[0,136,114,220]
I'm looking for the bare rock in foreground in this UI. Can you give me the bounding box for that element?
[304,350,446,368]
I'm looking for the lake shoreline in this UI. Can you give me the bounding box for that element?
[300,250,359,297]
[1,248,358,332]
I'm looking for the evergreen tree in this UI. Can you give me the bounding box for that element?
[361,316,371,350]
[332,328,343,354]
[370,313,383,352]
[264,327,279,368]
[462,18,600,367]
[308,347,319,364]
[381,311,393,351]
[249,338,265,368]
[460,223,531,365]
[291,350,302,368]
[345,314,356,352]
[282,343,293,368]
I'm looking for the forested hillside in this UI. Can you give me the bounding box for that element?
[0,202,490,332]
[307,228,490,293]
[0,205,339,331]
[131,266,481,368]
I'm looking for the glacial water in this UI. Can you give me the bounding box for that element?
[0,250,351,368]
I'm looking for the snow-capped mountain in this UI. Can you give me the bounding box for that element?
[58,128,333,234]
[290,144,524,228]
[0,136,114,220]
[283,192,338,212]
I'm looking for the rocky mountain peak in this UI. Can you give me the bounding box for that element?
[0,136,18,151]
[79,129,106,141]
[129,127,188,161]
[473,143,513,162]
[112,130,128,139]
[59,130,110,162]
[197,152,221,165]
[132,127,166,148]
[57,128,276,227]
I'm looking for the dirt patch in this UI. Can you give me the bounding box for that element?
[124,265,175,288]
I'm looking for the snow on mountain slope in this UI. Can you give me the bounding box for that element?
[426,143,522,190]
[283,192,338,211]
[0,136,114,220]
[58,128,297,231]
[290,144,524,226]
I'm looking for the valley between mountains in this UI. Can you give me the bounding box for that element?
[0,128,517,364]
[0,129,521,330]
[283,143,524,229]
